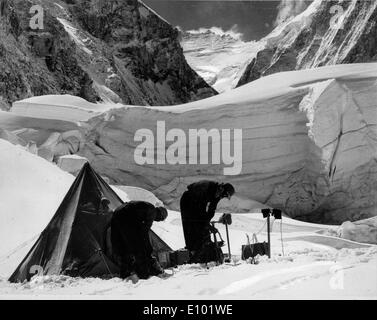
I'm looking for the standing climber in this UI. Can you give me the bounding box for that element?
[180,181,235,263]
[111,201,168,280]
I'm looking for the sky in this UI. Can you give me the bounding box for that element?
[143,0,311,41]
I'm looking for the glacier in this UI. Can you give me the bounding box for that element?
[1,63,376,224]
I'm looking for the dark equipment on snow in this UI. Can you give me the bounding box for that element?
[241,208,283,262]
[210,222,225,248]
[272,209,282,220]
[241,234,269,263]
[261,208,270,218]
[157,249,190,268]
[216,213,233,262]
[169,249,190,267]
[189,223,224,264]
[208,223,225,264]
[262,208,282,220]
[157,248,194,269]
[218,213,232,225]
[9,163,172,283]
[261,208,282,258]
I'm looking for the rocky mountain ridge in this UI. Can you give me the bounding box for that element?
[0,0,216,110]
[237,0,377,86]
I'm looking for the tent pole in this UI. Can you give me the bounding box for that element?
[225,222,231,262]
[267,214,271,258]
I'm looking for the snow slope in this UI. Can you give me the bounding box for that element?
[1,254,375,299]
[0,139,129,276]
[0,138,376,299]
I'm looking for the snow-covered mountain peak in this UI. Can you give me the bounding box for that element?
[181,27,261,92]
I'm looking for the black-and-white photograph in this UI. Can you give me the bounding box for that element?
[0,0,376,305]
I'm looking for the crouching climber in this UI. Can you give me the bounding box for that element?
[180,180,235,264]
[111,201,168,280]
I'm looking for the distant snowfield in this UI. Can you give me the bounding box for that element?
[0,139,376,299]
[181,28,261,92]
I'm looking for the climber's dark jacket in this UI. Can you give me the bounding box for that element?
[111,201,163,279]
[180,181,223,253]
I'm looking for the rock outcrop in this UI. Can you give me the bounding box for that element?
[237,0,377,87]
[0,0,216,110]
[0,0,99,110]
[2,64,377,224]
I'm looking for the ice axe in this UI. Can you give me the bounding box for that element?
[219,213,232,262]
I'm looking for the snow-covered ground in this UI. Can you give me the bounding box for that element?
[0,138,376,299]
[1,208,376,299]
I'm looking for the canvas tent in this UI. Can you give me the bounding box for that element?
[9,162,172,283]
